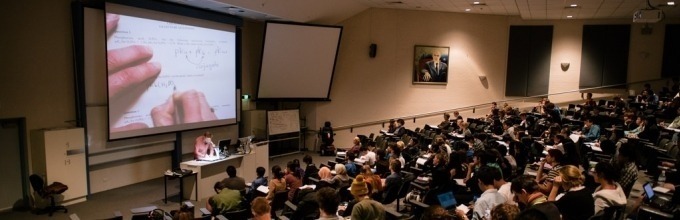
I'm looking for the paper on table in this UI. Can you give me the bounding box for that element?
[416,158,428,165]
[569,134,580,143]
[299,185,317,190]
[653,186,671,193]
[454,179,465,186]
[456,204,470,214]
[257,185,269,194]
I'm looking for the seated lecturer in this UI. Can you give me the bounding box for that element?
[195,131,216,160]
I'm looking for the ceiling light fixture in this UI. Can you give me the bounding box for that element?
[567,15,573,18]
[668,1,676,5]
[465,8,471,11]
[473,1,480,5]
[570,4,578,7]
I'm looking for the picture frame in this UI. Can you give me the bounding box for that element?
[413,45,450,84]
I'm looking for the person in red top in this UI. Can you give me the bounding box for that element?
[194,131,216,160]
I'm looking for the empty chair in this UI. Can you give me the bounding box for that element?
[29,174,68,216]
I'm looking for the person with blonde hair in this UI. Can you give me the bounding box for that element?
[549,165,594,220]
[251,197,271,220]
[360,164,383,195]
[332,164,351,188]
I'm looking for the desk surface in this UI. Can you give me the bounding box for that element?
[180,154,245,167]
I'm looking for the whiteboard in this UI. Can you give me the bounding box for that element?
[267,110,300,135]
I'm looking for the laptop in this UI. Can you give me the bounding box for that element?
[437,191,457,210]
[643,182,669,209]
[217,139,231,153]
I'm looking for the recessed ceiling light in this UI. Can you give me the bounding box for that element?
[473,1,480,5]
[465,8,471,12]
[567,15,573,18]
[570,4,578,7]
[668,1,676,5]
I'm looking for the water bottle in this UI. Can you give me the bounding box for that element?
[658,170,666,185]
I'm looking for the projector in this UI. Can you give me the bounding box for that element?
[633,9,664,23]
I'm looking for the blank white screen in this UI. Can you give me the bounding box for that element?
[257,22,342,100]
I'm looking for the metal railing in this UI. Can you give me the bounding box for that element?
[333,78,673,132]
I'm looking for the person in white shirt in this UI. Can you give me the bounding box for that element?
[491,165,515,205]
[457,166,507,220]
[359,146,376,166]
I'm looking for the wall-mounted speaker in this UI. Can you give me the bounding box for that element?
[369,44,377,58]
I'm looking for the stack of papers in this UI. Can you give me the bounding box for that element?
[337,151,346,157]
[416,158,428,165]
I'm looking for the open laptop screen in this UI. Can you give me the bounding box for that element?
[437,191,457,209]
[643,182,655,199]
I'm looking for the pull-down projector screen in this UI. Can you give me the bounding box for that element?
[257,21,342,101]
[106,3,237,140]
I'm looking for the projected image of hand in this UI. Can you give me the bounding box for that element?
[106,13,162,132]
[151,90,218,126]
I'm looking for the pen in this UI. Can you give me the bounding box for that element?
[174,86,181,125]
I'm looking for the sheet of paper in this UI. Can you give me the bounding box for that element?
[653,186,671,194]
[456,204,470,214]
[257,185,269,194]
[416,158,428,165]
[569,134,580,143]
[454,178,465,186]
[107,14,236,129]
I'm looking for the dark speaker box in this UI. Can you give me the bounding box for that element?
[369,44,377,58]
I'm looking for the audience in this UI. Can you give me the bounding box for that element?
[381,160,402,202]
[284,161,303,201]
[359,145,376,166]
[317,166,335,188]
[206,181,243,215]
[359,164,383,196]
[490,203,519,220]
[549,165,594,220]
[316,187,342,220]
[248,166,268,201]
[266,165,286,201]
[592,162,627,215]
[349,175,385,219]
[613,143,638,197]
[510,175,560,219]
[344,153,359,177]
[332,164,352,189]
[374,149,390,177]
[461,166,506,220]
[251,197,271,220]
[221,165,246,191]
[536,149,563,194]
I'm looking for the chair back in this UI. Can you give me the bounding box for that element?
[589,206,625,220]
[221,209,249,220]
[270,190,289,213]
[29,174,45,196]
[337,185,353,203]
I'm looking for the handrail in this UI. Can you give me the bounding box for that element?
[333,77,673,131]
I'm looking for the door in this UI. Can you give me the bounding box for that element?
[0,118,27,211]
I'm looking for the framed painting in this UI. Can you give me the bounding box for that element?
[413,45,449,84]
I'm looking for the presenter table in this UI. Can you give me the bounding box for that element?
[180,142,269,201]
[164,172,197,204]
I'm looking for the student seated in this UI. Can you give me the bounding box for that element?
[332,164,351,189]
[592,162,627,215]
[221,165,246,191]
[248,166,268,201]
[349,175,385,219]
[251,197,271,220]
[510,175,560,220]
[266,165,287,201]
[549,165,594,220]
[207,181,243,215]
[285,161,303,201]
[316,187,343,220]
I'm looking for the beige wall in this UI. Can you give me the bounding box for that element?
[302,8,679,148]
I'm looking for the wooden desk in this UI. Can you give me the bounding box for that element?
[180,142,269,201]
